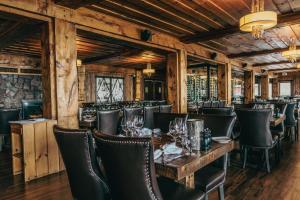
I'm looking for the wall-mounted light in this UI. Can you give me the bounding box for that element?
[77,59,82,67]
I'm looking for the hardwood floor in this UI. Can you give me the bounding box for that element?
[0,140,300,200]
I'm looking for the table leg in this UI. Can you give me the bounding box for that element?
[182,173,195,189]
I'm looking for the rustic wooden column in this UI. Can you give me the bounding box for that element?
[272,78,279,98]
[124,75,133,101]
[244,70,255,103]
[217,63,232,105]
[54,19,78,128]
[261,75,269,100]
[77,64,86,105]
[167,50,187,113]
[41,22,56,119]
[135,70,144,100]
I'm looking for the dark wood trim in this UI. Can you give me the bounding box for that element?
[253,61,296,67]
[54,0,102,9]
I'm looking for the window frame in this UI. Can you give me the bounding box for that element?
[95,76,124,103]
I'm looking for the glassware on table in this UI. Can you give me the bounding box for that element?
[133,115,144,136]
[168,120,179,145]
[121,117,128,136]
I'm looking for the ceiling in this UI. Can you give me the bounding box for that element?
[0,13,168,70]
[84,0,300,71]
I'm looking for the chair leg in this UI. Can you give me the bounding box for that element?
[205,193,208,200]
[218,184,225,200]
[265,149,271,173]
[243,147,247,169]
[292,127,296,142]
[228,152,231,167]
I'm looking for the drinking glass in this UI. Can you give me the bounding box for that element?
[121,117,128,136]
[134,115,144,136]
[168,120,179,145]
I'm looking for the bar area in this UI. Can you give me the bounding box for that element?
[0,1,300,200]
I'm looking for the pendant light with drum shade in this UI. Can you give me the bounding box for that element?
[282,38,300,63]
[143,63,155,77]
[239,0,277,39]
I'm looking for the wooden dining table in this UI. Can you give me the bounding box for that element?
[153,138,234,188]
[270,114,285,127]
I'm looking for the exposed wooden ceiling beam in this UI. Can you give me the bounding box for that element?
[252,61,295,67]
[0,22,40,51]
[181,11,300,44]
[55,0,102,9]
[269,68,299,72]
[228,47,293,58]
[82,49,143,64]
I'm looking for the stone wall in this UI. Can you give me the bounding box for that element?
[0,74,42,109]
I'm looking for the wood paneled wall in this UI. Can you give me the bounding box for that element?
[84,64,136,102]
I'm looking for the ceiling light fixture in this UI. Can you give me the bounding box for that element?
[143,63,155,77]
[282,38,300,63]
[76,59,82,67]
[240,0,277,39]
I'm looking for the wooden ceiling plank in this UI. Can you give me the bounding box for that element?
[95,0,195,34]
[253,60,296,67]
[0,22,41,51]
[54,0,101,9]
[130,0,210,32]
[181,10,300,43]
[87,5,183,37]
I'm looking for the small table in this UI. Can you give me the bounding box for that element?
[154,140,234,188]
[270,114,285,127]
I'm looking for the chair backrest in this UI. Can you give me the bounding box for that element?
[211,101,219,107]
[285,103,296,126]
[219,100,226,107]
[201,107,234,116]
[97,109,121,135]
[53,126,110,200]
[203,101,211,108]
[275,103,287,114]
[94,132,163,200]
[236,109,273,147]
[189,114,236,137]
[159,105,172,113]
[154,113,188,133]
[124,107,143,121]
[0,109,20,135]
[233,103,254,110]
[144,106,160,129]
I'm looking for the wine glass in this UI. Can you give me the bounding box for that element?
[134,115,144,136]
[121,117,128,136]
[168,120,179,145]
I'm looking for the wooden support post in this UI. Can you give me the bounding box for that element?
[54,19,78,128]
[244,70,255,103]
[272,78,279,98]
[77,65,86,105]
[124,75,133,101]
[41,21,56,119]
[217,63,232,105]
[167,50,187,113]
[261,75,269,100]
[135,70,143,101]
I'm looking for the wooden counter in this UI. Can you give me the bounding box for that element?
[10,119,65,182]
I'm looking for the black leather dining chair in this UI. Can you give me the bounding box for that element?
[201,107,235,116]
[124,107,143,121]
[96,109,121,135]
[284,103,297,141]
[54,126,110,200]
[159,104,172,113]
[0,109,20,151]
[236,109,279,173]
[154,113,188,133]
[94,132,205,200]
[271,103,287,154]
[144,106,160,129]
[191,115,236,200]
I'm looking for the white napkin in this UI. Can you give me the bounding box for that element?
[154,142,183,160]
[154,149,162,160]
[163,142,183,155]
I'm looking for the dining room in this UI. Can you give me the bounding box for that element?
[0,0,300,200]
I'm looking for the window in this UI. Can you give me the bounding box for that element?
[269,83,272,99]
[96,77,124,103]
[280,81,292,97]
[254,83,261,96]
